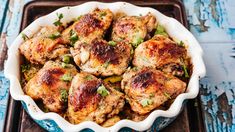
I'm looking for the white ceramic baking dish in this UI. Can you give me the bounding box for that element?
[4,2,206,132]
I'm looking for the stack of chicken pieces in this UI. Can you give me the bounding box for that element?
[19,8,188,127]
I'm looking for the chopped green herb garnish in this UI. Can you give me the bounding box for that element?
[62,55,71,64]
[117,37,124,42]
[60,89,68,102]
[62,62,69,68]
[58,13,63,19]
[53,13,63,26]
[21,33,29,41]
[163,92,171,99]
[84,75,93,80]
[155,25,168,36]
[149,93,155,98]
[183,64,189,78]
[61,74,73,82]
[100,12,107,17]
[140,98,153,107]
[77,15,82,20]
[21,64,30,72]
[108,41,116,46]
[179,41,184,47]
[132,67,138,71]
[53,21,62,26]
[97,84,110,97]
[132,37,144,48]
[43,107,49,113]
[48,32,61,40]
[103,61,110,69]
[69,30,79,45]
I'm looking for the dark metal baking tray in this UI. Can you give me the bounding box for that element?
[3,0,204,132]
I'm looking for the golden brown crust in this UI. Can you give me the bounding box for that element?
[122,67,186,115]
[68,72,125,124]
[71,39,132,76]
[24,61,78,113]
[111,13,156,45]
[133,35,187,76]
[62,8,113,45]
[20,26,69,65]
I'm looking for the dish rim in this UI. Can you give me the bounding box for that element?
[4,1,206,132]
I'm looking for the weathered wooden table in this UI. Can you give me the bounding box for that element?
[0,0,235,132]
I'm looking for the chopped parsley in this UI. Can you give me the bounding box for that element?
[21,64,30,72]
[103,61,110,69]
[132,37,144,48]
[132,67,138,71]
[77,15,82,20]
[149,93,155,98]
[60,89,68,102]
[163,92,171,99]
[60,74,73,82]
[84,75,93,80]
[100,12,107,17]
[69,30,79,46]
[182,64,189,78]
[140,98,153,107]
[53,13,63,26]
[62,62,69,68]
[48,32,61,40]
[154,24,168,36]
[97,84,110,97]
[21,33,29,41]
[179,41,184,47]
[62,55,71,64]
[108,41,116,46]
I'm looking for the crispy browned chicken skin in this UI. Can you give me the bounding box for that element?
[121,67,186,115]
[70,39,132,76]
[24,61,78,113]
[68,72,125,124]
[62,8,113,45]
[111,13,156,47]
[20,26,69,65]
[133,35,188,76]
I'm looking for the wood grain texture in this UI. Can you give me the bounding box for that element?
[183,0,235,131]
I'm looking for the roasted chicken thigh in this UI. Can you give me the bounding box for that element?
[111,13,156,47]
[62,8,113,46]
[24,61,78,113]
[133,35,188,77]
[68,72,125,124]
[121,67,186,115]
[20,26,69,65]
[71,39,132,76]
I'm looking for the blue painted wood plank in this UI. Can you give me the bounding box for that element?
[199,43,235,132]
[0,0,9,33]
[183,0,235,131]
[183,0,235,43]
[0,0,32,130]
